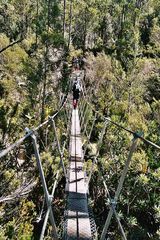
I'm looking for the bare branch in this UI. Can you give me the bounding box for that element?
[0,38,23,54]
[0,180,37,203]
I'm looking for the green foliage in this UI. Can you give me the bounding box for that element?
[85,46,160,238]
[1,0,160,239]
[0,0,67,238]
[41,31,65,47]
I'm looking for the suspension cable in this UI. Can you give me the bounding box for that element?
[87,120,108,186]
[0,94,70,159]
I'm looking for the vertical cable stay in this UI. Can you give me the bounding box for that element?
[50,118,67,179]
[80,101,87,125]
[83,112,97,157]
[87,119,108,187]
[81,103,88,129]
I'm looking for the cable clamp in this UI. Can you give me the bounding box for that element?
[110,199,117,209]
[133,131,143,140]
[48,116,53,122]
[48,195,53,203]
[24,127,33,136]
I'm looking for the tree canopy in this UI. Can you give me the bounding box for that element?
[0,0,160,239]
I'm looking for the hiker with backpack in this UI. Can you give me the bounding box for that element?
[72,80,81,109]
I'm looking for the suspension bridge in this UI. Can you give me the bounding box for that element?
[0,70,159,240]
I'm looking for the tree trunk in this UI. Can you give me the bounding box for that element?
[41,0,50,124]
[63,0,66,39]
[83,8,87,51]
[41,50,47,124]
[48,0,51,30]
[35,0,39,45]
[68,0,73,49]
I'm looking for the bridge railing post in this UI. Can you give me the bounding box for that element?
[102,179,127,240]
[112,205,127,240]
[29,131,58,240]
[40,169,60,240]
[100,136,139,240]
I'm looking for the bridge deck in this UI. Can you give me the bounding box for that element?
[65,109,92,240]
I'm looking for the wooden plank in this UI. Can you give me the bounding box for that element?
[66,160,86,195]
[65,106,92,240]
[70,136,83,160]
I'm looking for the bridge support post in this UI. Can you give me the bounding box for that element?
[40,156,62,239]
[102,181,127,240]
[31,133,58,240]
[100,136,139,240]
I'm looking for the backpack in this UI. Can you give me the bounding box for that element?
[76,83,81,91]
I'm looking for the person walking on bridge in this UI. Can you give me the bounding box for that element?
[72,81,80,109]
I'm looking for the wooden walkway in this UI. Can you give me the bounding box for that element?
[64,108,92,240]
